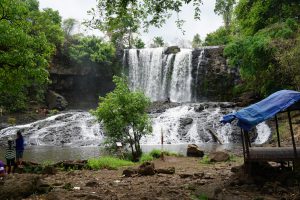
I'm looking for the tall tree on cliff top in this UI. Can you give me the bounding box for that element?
[88,0,203,48]
[92,76,151,160]
[0,0,63,111]
[214,0,235,30]
[150,36,165,47]
[192,33,202,48]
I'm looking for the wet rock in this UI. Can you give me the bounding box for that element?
[164,46,180,54]
[187,144,204,157]
[156,167,175,174]
[46,90,68,111]
[138,162,155,176]
[209,151,230,162]
[123,167,138,177]
[0,123,9,130]
[179,118,193,127]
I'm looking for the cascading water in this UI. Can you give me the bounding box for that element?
[0,112,104,146]
[126,48,193,102]
[0,105,272,147]
[169,49,192,102]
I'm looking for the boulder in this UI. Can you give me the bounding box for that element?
[0,174,50,199]
[46,90,68,111]
[187,144,204,157]
[209,151,230,162]
[156,167,175,174]
[179,118,193,127]
[164,46,180,54]
[138,162,155,176]
[123,167,138,177]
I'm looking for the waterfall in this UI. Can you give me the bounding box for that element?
[169,49,192,102]
[126,48,193,102]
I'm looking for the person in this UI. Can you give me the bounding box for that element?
[0,160,6,176]
[16,130,24,166]
[5,137,15,174]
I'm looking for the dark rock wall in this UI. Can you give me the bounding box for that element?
[49,64,114,109]
[191,46,239,101]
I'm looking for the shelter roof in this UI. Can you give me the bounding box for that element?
[221,90,300,130]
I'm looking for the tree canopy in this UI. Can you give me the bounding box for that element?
[92,76,152,160]
[0,0,63,111]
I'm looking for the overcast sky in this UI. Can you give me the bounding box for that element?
[39,0,223,45]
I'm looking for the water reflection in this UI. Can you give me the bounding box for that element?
[0,143,242,163]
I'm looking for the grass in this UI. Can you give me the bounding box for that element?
[140,149,183,163]
[199,155,211,164]
[87,156,134,170]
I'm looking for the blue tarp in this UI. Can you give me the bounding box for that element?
[221,90,300,131]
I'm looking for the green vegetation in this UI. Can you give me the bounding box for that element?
[204,0,300,97]
[150,36,165,48]
[92,76,152,160]
[140,149,183,162]
[87,156,134,170]
[192,34,202,48]
[0,0,63,111]
[200,155,211,164]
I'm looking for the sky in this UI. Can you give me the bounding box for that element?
[39,0,223,46]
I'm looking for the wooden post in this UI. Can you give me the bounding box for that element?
[288,111,297,158]
[241,129,246,162]
[275,115,281,147]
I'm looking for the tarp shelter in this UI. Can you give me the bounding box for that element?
[221,90,300,172]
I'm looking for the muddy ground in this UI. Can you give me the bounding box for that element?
[1,156,299,200]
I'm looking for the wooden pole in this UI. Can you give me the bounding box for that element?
[275,115,281,147]
[241,129,246,163]
[288,111,297,158]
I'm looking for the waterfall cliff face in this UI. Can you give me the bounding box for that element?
[124,46,239,102]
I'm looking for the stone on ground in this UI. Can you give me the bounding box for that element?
[187,144,204,157]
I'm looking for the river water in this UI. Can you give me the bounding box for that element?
[0,143,241,163]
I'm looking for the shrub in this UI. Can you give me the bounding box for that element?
[87,156,134,170]
[140,153,154,162]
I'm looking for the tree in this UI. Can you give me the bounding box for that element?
[0,0,63,111]
[62,18,78,40]
[192,33,202,48]
[92,76,152,160]
[150,36,165,47]
[89,0,203,48]
[204,27,231,46]
[214,0,235,30]
[133,38,145,49]
[68,36,116,65]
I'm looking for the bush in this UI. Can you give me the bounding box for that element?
[199,155,211,164]
[140,153,154,162]
[87,156,134,170]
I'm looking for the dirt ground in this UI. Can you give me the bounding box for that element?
[0,156,287,200]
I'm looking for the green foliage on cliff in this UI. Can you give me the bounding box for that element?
[0,0,63,111]
[92,76,152,161]
[203,27,232,46]
[68,36,116,65]
[206,0,300,97]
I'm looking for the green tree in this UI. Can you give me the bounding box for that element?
[0,0,63,111]
[92,76,152,160]
[150,36,165,48]
[214,0,235,29]
[62,18,78,40]
[68,36,116,65]
[89,0,203,48]
[204,27,231,46]
[133,38,145,49]
[192,33,202,48]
